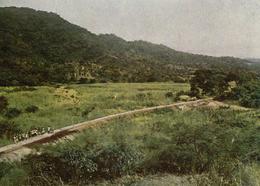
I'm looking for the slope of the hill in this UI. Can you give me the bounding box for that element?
[0,7,255,85]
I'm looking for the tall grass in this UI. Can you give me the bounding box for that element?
[1,108,258,185]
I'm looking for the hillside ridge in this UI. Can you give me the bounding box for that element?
[0,7,257,86]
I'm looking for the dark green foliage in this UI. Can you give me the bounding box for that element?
[190,69,229,96]
[0,7,256,86]
[22,144,142,185]
[22,153,67,186]
[165,91,174,98]
[226,71,257,85]
[25,105,39,113]
[136,92,152,100]
[4,108,22,118]
[81,106,95,117]
[0,96,8,113]
[190,69,259,108]
[78,78,96,84]
[0,120,20,139]
[0,162,13,178]
[232,81,260,108]
[141,110,259,184]
[93,144,142,180]
[59,148,97,182]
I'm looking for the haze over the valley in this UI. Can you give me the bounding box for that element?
[1,0,260,58]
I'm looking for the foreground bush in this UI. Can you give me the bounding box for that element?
[25,105,39,113]
[0,120,20,139]
[0,109,259,185]
[21,144,142,185]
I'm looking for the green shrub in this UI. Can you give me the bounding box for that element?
[141,109,259,180]
[78,78,96,84]
[93,144,142,179]
[22,153,66,185]
[25,105,39,113]
[4,108,22,118]
[0,120,20,139]
[230,81,260,108]
[0,96,8,113]
[81,106,95,117]
[60,148,97,182]
[165,91,174,98]
[136,92,152,100]
[22,144,142,185]
[0,162,13,178]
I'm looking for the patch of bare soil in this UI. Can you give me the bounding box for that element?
[204,101,250,111]
[0,147,35,162]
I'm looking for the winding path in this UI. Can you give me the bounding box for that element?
[0,99,212,156]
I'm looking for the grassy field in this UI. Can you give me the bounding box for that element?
[0,83,189,129]
[0,83,189,146]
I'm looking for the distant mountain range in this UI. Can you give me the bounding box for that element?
[246,58,260,63]
[0,7,259,86]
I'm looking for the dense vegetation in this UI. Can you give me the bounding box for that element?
[0,7,258,86]
[0,109,259,185]
[189,69,260,108]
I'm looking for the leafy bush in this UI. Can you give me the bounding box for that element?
[136,92,152,100]
[25,105,39,113]
[0,96,8,113]
[141,109,259,180]
[233,81,260,108]
[0,162,13,178]
[93,144,142,179]
[165,91,174,98]
[4,108,22,118]
[81,106,95,117]
[78,78,96,84]
[22,153,67,185]
[190,69,229,96]
[22,144,142,185]
[0,120,20,139]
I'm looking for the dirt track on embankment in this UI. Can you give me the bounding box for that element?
[0,99,213,157]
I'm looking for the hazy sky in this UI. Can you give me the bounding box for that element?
[1,0,260,58]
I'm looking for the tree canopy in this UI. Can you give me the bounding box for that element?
[0,7,258,85]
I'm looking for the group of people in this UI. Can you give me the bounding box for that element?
[13,126,54,143]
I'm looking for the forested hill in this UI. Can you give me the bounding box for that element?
[0,7,256,85]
